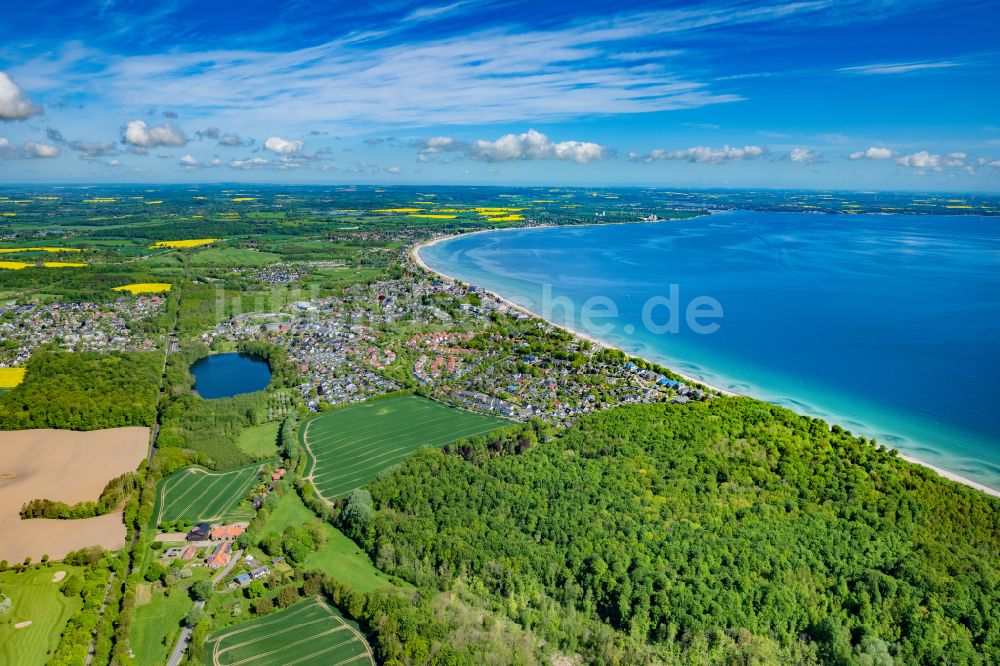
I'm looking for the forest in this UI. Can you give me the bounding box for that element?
[346,398,1000,665]
[0,348,161,430]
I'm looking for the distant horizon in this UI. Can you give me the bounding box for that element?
[1,1,998,191]
[3,182,1000,196]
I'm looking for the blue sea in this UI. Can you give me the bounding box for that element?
[420,211,1000,490]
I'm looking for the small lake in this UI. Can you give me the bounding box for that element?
[191,353,271,399]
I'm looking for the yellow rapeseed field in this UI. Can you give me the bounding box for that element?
[113,283,172,294]
[0,368,26,388]
[0,261,30,270]
[151,238,220,249]
[483,214,525,222]
[408,214,458,219]
[0,247,82,253]
[372,208,423,213]
[43,262,87,268]
[231,197,257,202]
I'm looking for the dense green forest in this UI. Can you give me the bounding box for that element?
[0,348,161,429]
[347,398,1000,665]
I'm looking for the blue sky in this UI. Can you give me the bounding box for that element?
[0,0,998,190]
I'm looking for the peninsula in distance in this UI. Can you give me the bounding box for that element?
[0,1,998,665]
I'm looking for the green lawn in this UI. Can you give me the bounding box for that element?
[155,464,261,525]
[0,566,84,666]
[237,422,280,459]
[131,574,206,666]
[204,596,373,666]
[301,395,508,501]
[261,491,400,593]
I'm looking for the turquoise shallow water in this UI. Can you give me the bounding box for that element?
[421,211,1000,490]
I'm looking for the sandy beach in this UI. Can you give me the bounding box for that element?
[410,230,1000,500]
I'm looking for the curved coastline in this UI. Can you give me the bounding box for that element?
[410,226,1000,500]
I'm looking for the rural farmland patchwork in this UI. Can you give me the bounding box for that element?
[204,596,374,666]
[155,464,262,525]
[302,395,508,501]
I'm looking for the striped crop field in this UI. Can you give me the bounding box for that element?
[204,596,373,666]
[301,395,509,502]
[155,464,261,525]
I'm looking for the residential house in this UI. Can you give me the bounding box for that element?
[207,542,233,569]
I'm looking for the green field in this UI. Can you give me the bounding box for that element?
[131,575,208,666]
[0,566,84,666]
[301,395,508,501]
[156,464,262,525]
[204,596,373,666]
[238,422,281,458]
[260,491,400,592]
[188,247,282,266]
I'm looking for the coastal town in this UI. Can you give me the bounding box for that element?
[201,271,710,425]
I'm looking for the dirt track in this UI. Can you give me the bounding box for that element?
[0,427,148,562]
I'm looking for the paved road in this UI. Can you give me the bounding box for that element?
[166,549,243,666]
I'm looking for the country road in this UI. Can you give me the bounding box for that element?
[166,549,243,666]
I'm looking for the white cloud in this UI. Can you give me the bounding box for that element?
[839,59,961,75]
[896,151,941,169]
[0,72,42,121]
[385,165,402,174]
[788,147,821,164]
[25,3,833,131]
[179,154,199,166]
[0,138,60,159]
[943,151,967,167]
[264,136,303,154]
[229,157,270,169]
[850,146,893,160]
[629,144,765,164]
[24,141,60,158]
[420,136,461,153]
[72,141,117,158]
[414,130,608,164]
[609,49,684,61]
[469,129,609,164]
[122,119,187,147]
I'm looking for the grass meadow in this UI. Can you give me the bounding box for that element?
[301,395,508,501]
[237,422,281,459]
[260,490,402,592]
